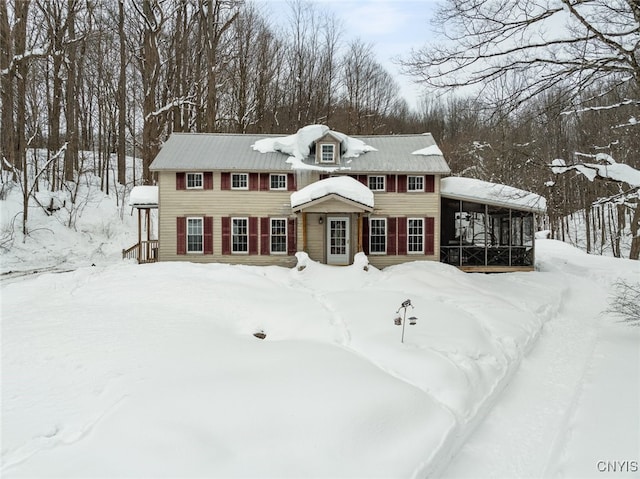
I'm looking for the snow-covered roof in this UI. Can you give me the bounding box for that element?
[150,126,450,175]
[441,177,546,213]
[291,176,374,210]
[129,186,158,208]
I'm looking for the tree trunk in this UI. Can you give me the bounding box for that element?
[117,0,126,186]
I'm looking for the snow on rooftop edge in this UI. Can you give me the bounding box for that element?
[441,177,546,213]
[129,186,158,207]
[412,144,443,156]
[291,176,374,209]
[251,125,377,167]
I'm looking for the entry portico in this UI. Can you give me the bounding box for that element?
[291,176,374,265]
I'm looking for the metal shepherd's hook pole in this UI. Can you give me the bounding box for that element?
[399,299,413,343]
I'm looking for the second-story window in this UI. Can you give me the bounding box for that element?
[368,176,386,192]
[270,174,287,190]
[231,173,249,190]
[408,175,424,192]
[187,173,203,189]
[321,144,335,163]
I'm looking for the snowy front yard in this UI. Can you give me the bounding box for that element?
[1,241,638,477]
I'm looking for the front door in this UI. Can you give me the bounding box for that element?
[327,217,350,265]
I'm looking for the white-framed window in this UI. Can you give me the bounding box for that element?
[270,174,287,190]
[187,217,203,253]
[270,218,287,254]
[232,217,248,253]
[368,176,386,192]
[369,218,387,254]
[320,144,335,163]
[187,172,203,189]
[231,173,249,190]
[408,218,424,253]
[408,175,424,192]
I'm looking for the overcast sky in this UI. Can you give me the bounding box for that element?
[258,0,440,110]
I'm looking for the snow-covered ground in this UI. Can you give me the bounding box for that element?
[1,175,638,477]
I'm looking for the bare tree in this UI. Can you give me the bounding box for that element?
[401,0,640,112]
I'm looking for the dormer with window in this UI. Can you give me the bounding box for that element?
[313,132,342,165]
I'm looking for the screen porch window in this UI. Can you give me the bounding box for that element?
[408,176,424,192]
[408,218,424,253]
[270,174,287,190]
[186,173,203,189]
[321,144,335,163]
[270,218,287,253]
[231,173,249,190]
[369,218,387,254]
[368,176,385,192]
[187,217,203,253]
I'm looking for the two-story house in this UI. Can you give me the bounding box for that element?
[139,125,545,272]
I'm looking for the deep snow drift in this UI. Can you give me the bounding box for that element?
[1,164,638,477]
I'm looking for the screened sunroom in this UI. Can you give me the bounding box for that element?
[439,177,546,272]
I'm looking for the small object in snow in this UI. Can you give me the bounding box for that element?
[394,316,402,326]
[253,331,266,340]
[409,317,418,326]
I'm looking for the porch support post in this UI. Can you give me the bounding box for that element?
[357,214,363,252]
[302,212,307,251]
[137,208,142,264]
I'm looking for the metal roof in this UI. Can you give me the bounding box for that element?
[150,132,451,174]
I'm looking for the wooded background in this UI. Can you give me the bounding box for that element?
[1,0,638,258]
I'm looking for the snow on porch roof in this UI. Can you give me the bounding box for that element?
[129,186,159,208]
[291,176,374,210]
[440,177,546,213]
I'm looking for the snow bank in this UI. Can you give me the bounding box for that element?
[441,176,547,213]
[290,176,374,209]
[2,249,563,477]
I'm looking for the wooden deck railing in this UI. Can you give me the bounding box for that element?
[122,240,159,264]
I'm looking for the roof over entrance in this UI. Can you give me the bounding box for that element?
[291,176,374,212]
[440,177,546,213]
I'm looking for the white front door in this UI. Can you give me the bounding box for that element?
[327,217,350,265]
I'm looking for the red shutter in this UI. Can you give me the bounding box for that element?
[397,217,407,255]
[287,173,296,191]
[260,173,269,191]
[397,175,407,193]
[425,175,435,193]
[357,175,367,185]
[287,218,297,255]
[203,172,213,190]
[249,173,259,191]
[204,216,213,254]
[260,217,270,255]
[387,218,397,255]
[320,174,329,180]
[221,172,230,190]
[176,172,186,190]
[387,175,396,192]
[176,217,186,254]
[221,217,230,254]
[362,217,370,254]
[425,217,435,255]
[249,217,258,254]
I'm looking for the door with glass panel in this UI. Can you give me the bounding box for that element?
[327,217,350,265]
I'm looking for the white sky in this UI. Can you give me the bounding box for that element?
[258,0,440,110]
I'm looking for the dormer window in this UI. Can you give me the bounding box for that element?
[320,144,335,163]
